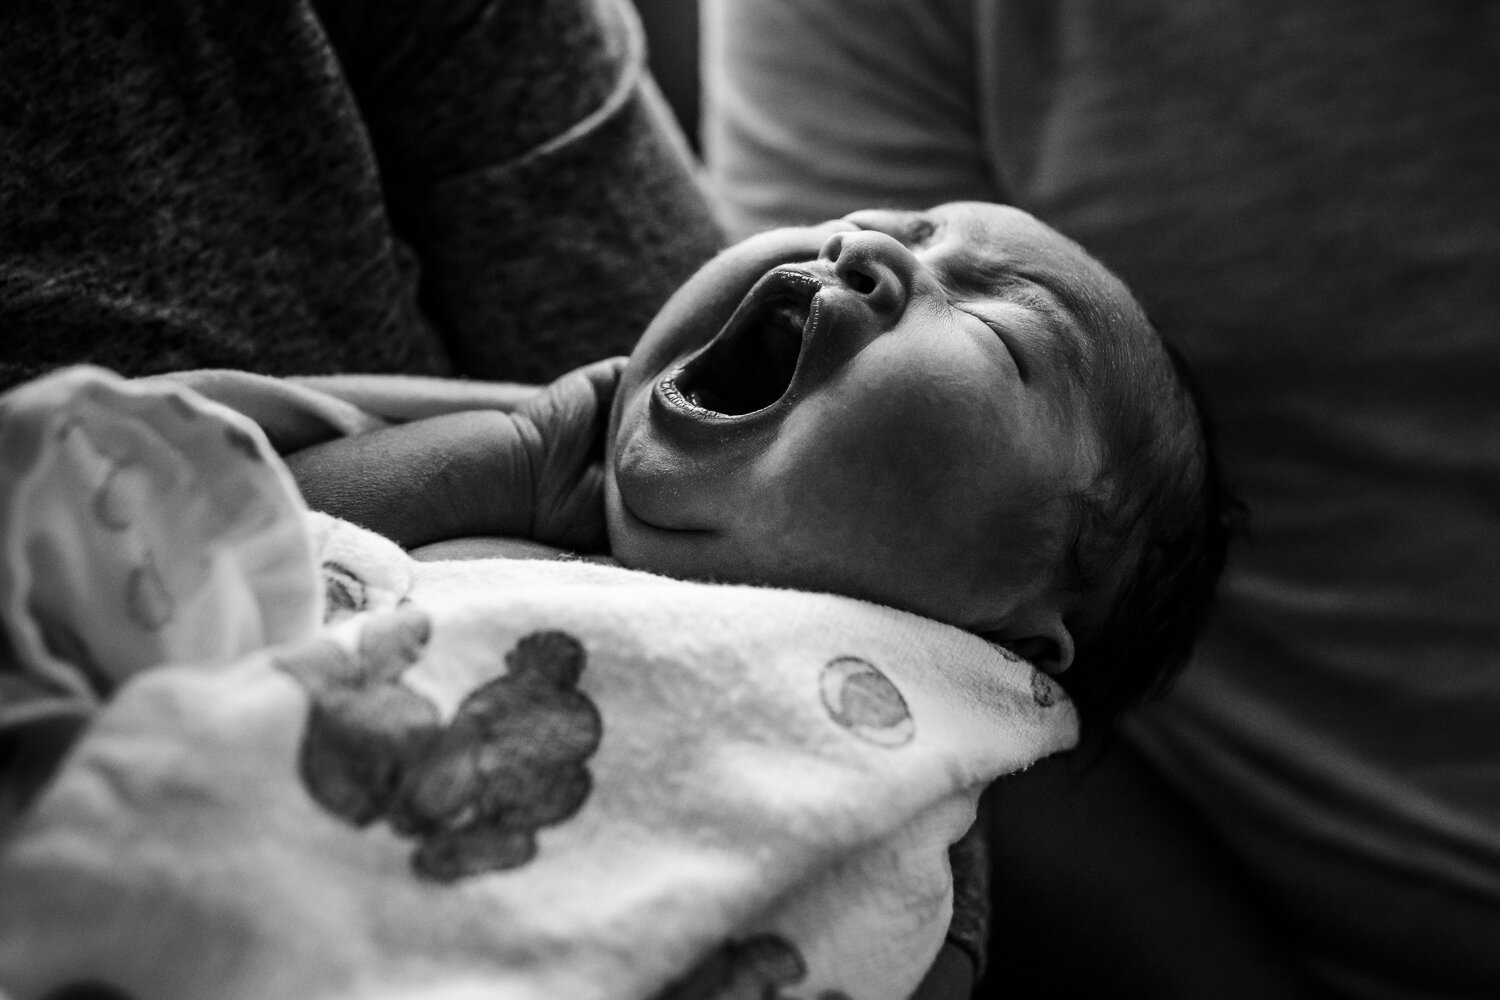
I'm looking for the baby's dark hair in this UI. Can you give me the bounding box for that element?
[1057,336,1241,725]
[1022,262,1242,727]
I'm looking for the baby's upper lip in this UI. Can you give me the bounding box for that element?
[657,265,826,422]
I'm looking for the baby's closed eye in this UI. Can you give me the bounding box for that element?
[956,304,1031,380]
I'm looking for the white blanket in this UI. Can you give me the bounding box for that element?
[0,367,1077,1000]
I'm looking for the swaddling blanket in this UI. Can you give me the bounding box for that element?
[0,368,1078,1000]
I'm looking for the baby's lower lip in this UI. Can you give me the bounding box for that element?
[648,365,787,445]
[656,367,716,416]
[654,361,802,424]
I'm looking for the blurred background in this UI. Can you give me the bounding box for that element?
[635,0,700,148]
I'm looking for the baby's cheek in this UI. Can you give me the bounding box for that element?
[798,388,976,503]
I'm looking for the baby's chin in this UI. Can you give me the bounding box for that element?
[602,468,763,584]
[601,510,727,585]
[601,464,702,577]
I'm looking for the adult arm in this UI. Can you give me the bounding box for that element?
[700,0,997,237]
[312,0,726,381]
[0,0,719,390]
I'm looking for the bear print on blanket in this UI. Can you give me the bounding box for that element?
[274,608,603,881]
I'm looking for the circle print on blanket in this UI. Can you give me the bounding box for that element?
[1031,668,1064,708]
[819,656,914,747]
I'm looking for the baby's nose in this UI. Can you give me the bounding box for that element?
[818,229,916,316]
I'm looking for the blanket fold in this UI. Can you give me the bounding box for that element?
[0,367,1077,1000]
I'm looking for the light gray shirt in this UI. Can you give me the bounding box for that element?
[704,2,1500,995]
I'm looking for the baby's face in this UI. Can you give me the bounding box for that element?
[605,202,1115,633]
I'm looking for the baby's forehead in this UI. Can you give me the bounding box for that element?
[940,201,1150,333]
[935,201,1062,242]
[933,203,1112,291]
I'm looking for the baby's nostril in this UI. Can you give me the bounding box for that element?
[845,268,877,295]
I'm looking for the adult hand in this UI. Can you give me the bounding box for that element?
[513,357,627,552]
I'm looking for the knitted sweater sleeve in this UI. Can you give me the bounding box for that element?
[316,0,726,380]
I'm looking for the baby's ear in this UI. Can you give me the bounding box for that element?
[992,604,1076,676]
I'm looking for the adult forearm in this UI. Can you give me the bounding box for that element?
[320,0,723,381]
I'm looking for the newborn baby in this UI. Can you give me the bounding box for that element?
[291,202,1233,722]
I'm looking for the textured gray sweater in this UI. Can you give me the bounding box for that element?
[0,0,724,388]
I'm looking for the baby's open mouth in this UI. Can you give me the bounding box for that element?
[661,269,820,417]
